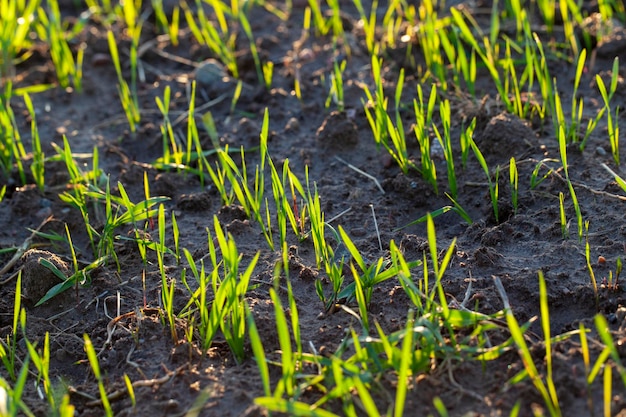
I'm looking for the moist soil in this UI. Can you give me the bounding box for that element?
[1,1,626,416]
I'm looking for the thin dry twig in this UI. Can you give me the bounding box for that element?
[444,359,485,402]
[98,308,164,357]
[334,156,385,194]
[370,204,383,252]
[85,364,187,406]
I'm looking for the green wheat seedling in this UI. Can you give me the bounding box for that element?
[152,0,180,45]
[0,274,24,381]
[509,157,518,215]
[451,8,514,114]
[470,139,499,223]
[268,286,297,398]
[151,81,221,186]
[433,99,457,198]
[550,51,586,144]
[268,158,290,250]
[338,226,402,308]
[107,30,140,133]
[594,314,626,389]
[459,117,476,169]
[0,85,27,184]
[171,209,180,264]
[54,141,160,265]
[361,56,388,147]
[299,173,349,311]
[83,334,113,417]
[529,158,558,189]
[286,163,310,240]
[247,304,271,398]
[22,93,44,191]
[537,0,557,34]
[201,112,267,224]
[24,331,76,416]
[128,18,142,114]
[504,36,543,121]
[502,271,562,416]
[187,216,260,362]
[558,0,581,55]
[24,333,61,412]
[328,0,350,54]
[452,7,542,120]
[415,0,448,89]
[578,322,596,415]
[595,58,621,165]
[363,65,413,175]
[397,214,455,315]
[415,83,439,193]
[538,270,560,415]
[282,248,304,362]
[584,222,599,311]
[558,125,583,240]
[156,85,180,166]
[156,204,178,343]
[36,0,84,91]
[303,172,330,269]
[183,0,239,78]
[118,0,138,32]
[325,60,346,112]
[239,10,264,86]
[83,179,169,266]
[558,192,568,239]
[306,0,330,37]
[216,143,274,249]
[116,173,168,272]
[185,81,206,183]
[425,213,456,315]
[449,28,477,96]
[53,138,102,255]
[0,363,34,417]
[530,32,555,125]
[219,249,260,365]
[0,0,39,84]
[398,193,473,229]
[180,249,215,353]
[352,0,378,54]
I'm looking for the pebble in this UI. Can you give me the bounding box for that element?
[35,206,52,219]
[284,117,300,132]
[596,146,607,156]
[164,399,180,412]
[194,59,227,87]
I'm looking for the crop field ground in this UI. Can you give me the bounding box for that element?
[1,0,626,415]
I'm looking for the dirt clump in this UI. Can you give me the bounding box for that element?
[476,111,535,165]
[20,249,70,305]
[316,110,359,149]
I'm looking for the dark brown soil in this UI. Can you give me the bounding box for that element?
[1,1,626,416]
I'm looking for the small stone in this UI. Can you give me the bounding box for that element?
[35,206,52,219]
[194,59,228,87]
[596,146,607,156]
[164,399,180,412]
[284,117,300,132]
